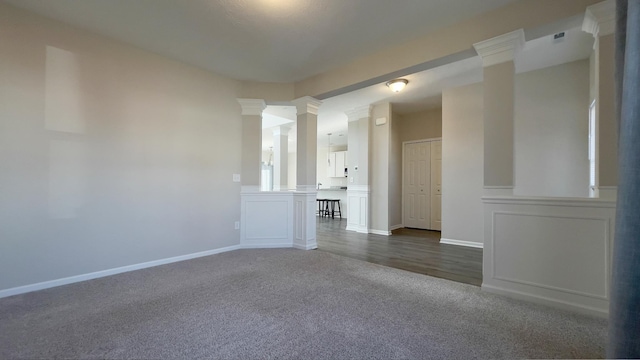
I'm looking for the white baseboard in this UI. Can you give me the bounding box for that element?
[0,244,243,299]
[240,243,292,249]
[390,224,404,231]
[346,225,369,233]
[481,283,607,318]
[440,238,484,249]
[293,243,318,250]
[370,229,392,236]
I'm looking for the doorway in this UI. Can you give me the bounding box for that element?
[402,139,442,230]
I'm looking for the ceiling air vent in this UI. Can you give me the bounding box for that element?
[553,32,566,42]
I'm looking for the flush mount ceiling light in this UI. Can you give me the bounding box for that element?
[386,79,408,92]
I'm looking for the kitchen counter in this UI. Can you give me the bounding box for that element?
[316,189,347,219]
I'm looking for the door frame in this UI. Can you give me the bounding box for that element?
[401,137,442,229]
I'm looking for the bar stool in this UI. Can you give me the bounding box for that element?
[326,199,342,219]
[317,199,329,217]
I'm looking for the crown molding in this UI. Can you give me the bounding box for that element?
[473,29,525,67]
[272,124,293,136]
[237,99,266,116]
[291,96,322,116]
[345,105,372,122]
[582,0,615,38]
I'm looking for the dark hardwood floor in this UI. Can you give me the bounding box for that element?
[316,217,483,286]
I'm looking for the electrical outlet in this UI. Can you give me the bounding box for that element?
[350,177,354,183]
[233,174,241,182]
[234,221,240,230]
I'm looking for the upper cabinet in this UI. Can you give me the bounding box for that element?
[327,151,347,178]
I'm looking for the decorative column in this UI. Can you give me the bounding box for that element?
[272,124,292,191]
[345,105,371,233]
[291,96,322,250]
[237,99,266,192]
[583,0,617,199]
[473,29,525,196]
[238,99,297,249]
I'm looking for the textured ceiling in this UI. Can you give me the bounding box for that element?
[3,0,518,82]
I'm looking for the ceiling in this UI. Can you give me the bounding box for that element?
[4,0,593,153]
[4,0,518,83]
[261,25,594,151]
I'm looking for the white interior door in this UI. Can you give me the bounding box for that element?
[403,142,430,229]
[430,140,442,231]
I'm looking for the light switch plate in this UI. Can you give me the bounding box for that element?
[233,174,241,182]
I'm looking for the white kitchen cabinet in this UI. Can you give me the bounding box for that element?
[327,151,347,178]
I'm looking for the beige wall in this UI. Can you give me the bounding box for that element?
[241,81,295,103]
[483,61,515,187]
[0,4,243,291]
[442,83,485,245]
[398,108,443,142]
[514,60,590,197]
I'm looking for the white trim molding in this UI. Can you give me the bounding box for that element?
[483,186,514,196]
[237,98,267,116]
[473,29,525,67]
[345,105,372,122]
[440,238,484,249]
[272,124,292,137]
[0,245,242,299]
[390,224,404,231]
[241,191,295,248]
[291,96,322,116]
[582,0,615,38]
[370,229,392,236]
[596,186,617,200]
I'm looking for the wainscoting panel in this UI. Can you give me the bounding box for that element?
[241,191,294,248]
[482,196,615,316]
[346,186,369,233]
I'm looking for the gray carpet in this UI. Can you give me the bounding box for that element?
[0,249,606,359]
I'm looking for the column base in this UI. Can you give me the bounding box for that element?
[345,186,370,233]
[293,190,318,250]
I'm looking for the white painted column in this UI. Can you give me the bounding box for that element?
[473,29,525,196]
[237,99,266,191]
[583,0,617,199]
[291,96,322,250]
[272,124,292,191]
[238,99,297,249]
[345,105,371,233]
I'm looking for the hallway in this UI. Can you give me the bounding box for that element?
[316,217,483,286]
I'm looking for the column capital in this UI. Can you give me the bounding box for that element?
[272,124,293,136]
[582,0,615,38]
[237,98,266,116]
[473,29,525,67]
[292,96,322,116]
[345,105,372,122]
